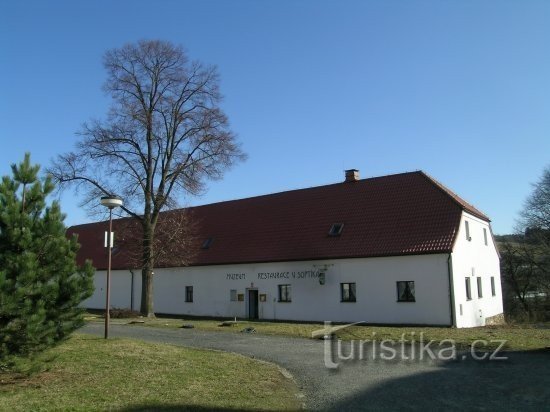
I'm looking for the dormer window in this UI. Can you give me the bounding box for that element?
[201,237,213,249]
[328,223,344,236]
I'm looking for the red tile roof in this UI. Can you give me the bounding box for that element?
[67,171,490,270]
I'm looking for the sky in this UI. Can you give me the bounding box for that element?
[1,0,549,234]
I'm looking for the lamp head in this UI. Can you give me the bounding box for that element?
[100,195,123,209]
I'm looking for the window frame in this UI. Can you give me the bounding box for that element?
[477,277,483,298]
[230,289,237,302]
[491,276,496,297]
[483,228,488,246]
[340,282,356,302]
[278,284,292,302]
[465,277,472,301]
[465,220,471,241]
[185,286,193,303]
[396,281,416,302]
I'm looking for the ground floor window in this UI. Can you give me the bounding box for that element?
[465,278,472,300]
[230,289,237,301]
[341,283,356,302]
[185,286,193,302]
[396,281,415,302]
[491,276,496,296]
[278,284,291,302]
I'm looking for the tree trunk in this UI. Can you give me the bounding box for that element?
[140,222,155,317]
[140,265,154,317]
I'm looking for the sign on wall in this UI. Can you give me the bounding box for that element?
[226,270,321,281]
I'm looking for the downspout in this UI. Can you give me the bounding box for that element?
[130,269,135,311]
[447,254,456,327]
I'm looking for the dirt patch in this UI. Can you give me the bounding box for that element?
[0,370,63,390]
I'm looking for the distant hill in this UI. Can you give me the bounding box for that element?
[494,234,523,243]
[495,229,550,245]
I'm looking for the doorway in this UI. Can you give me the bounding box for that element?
[248,289,259,319]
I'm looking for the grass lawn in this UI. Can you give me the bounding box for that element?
[0,335,302,411]
[87,314,550,352]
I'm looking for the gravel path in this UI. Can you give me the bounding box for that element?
[80,323,550,411]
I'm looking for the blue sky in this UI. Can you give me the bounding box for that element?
[1,0,549,234]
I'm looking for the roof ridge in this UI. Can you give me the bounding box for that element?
[67,170,489,231]
[183,170,423,211]
[67,171,423,230]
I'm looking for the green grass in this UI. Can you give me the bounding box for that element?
[0,335,302,411]
[86,314,550,352]
[329,323,550,351]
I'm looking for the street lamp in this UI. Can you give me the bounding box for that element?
[100,195,123,339]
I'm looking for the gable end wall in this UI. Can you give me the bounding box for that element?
[451,212,503,327]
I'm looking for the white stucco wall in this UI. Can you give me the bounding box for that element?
[451,212,503,328]
[84,269,141,312]
[85,253,453,326]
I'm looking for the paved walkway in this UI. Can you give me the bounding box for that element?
[81,323,550,411]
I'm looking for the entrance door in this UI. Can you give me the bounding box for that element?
[248,289,259,319]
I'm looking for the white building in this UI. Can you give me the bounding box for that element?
[69,170,503,328]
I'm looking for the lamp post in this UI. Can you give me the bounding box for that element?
[100,195,123,339]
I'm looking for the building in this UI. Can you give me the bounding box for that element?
[68,170,503,328]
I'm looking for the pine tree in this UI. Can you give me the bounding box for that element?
[0,153,94,366]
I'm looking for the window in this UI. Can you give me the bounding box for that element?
[278,284,291,302]
[483,228,488,246]
[396,281,415,302]
[201,237,213,249]
[328,223,344,236]
[230,289,237,301]
[465,221,471,241]
[491,277,496,297]
[477,277,483,298]
[340,283,356,302]
[465,278,472,300]
[185,286,193,302]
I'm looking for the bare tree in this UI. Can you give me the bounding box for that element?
[519,166,550,280]
[499,165,550,321]
[520,166,550,233]
[499,240,548,319]
[113,209,199,270]
[49,40,246,317]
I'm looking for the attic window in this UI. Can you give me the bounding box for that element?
[328,223,344,236]
[201,237,213,249]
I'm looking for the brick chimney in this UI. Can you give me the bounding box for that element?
[345,169,359,182]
